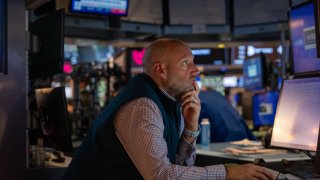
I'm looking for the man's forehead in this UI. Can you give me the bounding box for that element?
[172,45,193,59]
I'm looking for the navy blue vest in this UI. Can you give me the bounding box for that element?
[64,74,181,179]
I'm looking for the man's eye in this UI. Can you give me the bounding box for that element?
[182,60,188,65]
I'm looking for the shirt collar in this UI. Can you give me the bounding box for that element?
[159,88,177,102]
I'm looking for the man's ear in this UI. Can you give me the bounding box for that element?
[154,63,167,79]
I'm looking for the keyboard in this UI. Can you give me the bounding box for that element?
[265,168,282,179]
[282,165,320,179]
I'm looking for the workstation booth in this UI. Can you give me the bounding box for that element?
[1,0,320,179]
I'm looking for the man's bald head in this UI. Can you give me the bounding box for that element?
[143,38,192,75]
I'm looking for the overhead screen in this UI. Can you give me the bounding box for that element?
[70,0,129,16]
[121,0,162,24]
[289,1,320,74]
[169,0,226,25]
[234,0,289,26]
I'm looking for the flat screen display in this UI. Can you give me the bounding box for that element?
[77,45,114,63]
[271,77,320,151]
[71,0,129,16]
[289,2,320,74]
[223,76,238,87]
[0,0,7,74]
[29,9,64,80]
[192,48,227,65]
[35,86,72,151]
[252,91,279,128]
[243,57,263,90]
[200,75,224,95]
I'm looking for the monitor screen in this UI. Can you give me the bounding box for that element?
[64,44,79,65]
[70,0,129,16]
[0,0,7,74]
[243,56,264,90]
[271,77,320,151]
[200,75,224,95]
[29,9,64,80]
[77,45,114,63]
[252,91,279,128]
[35,86,72,151]
[223,76,238,87]
[192,48,228,65]
[289,1,320,74]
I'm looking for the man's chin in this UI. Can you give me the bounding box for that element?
[187,85,195,91]
[182,86,195,94]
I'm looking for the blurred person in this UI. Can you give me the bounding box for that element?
[198,88,257,142]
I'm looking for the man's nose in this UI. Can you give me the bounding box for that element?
[192,64,200,76]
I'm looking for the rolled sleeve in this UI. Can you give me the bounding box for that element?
[176,136,196,166]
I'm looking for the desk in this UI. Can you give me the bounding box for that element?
[195,142,310,166]
[27,155,72,180]
[27,167,67,180]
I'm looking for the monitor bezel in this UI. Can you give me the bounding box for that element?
[0,0,7,74]
[314,0,320,58]
[288,1,320,75]
[271,77,320,153]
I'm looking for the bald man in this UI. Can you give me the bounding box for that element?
[64,38,274,180]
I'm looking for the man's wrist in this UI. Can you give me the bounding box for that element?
[224,165,231,180]
[183,125,201,138]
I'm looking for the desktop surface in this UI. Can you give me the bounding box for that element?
[196,141,310,163]
[195,141,319,179]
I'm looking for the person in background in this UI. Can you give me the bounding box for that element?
[198,88,257,142]
[64,38,274,180]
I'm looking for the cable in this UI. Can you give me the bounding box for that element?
[275,171,281,180]
[303,150,315,161]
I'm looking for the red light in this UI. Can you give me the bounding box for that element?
[132,49,145,66]
[63,62,73,74]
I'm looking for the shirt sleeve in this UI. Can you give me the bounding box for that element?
[175,136,196,166]
[114,97,227,180]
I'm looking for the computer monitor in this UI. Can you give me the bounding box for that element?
[252,91,279,129]
[70,0,129,16]
[29,9,64,80]
[192,48,229,65]
[64,44,79,65]
[200,75,225,95]
[0,0,7,74]
[223,76,238,87]
[271,77,320,172]
[35,86,72,151]
[243,55,264,90]
[77,45,113,64]
[289,1,320,75]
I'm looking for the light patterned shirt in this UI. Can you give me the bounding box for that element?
[114,97,227,180]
